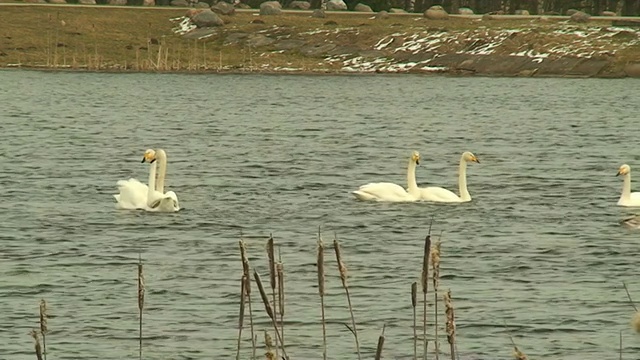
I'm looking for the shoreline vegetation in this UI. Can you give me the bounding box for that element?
[1,4,639,77]
[26,225,640,359]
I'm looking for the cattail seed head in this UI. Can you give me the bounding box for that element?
[421,235,431,294]
[277,261,284,316]
[333,237,348,286]
[431,241,441,289]
[254,270,275,320]
[411,282,417,308]
[267,235,276,291]
[632,312,640,333]
[317,236,325,297]
[444,289,455,344]
[239,240,251,295]
[39,299,48,334]
[137,257,145,312]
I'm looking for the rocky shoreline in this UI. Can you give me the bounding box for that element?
[1,4,639,77]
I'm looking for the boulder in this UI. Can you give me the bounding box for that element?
[312,8,326,17]
[192,9,225,26]
[78,0,96,4]
[424,5,448,20]
[171,0,189,5]
[260,1,282,15]
[570,11,590,23]
[458,7,473,15]
[375,10,389,19]
[389,8,406,13]
[235,2,251,8]
[47,0,67,3]
[624,62,640,77]
[195,2,210,7]
[143,0,155,5]
[212,1,236,15]
[601,11,616,16]
[481,13,493,21]
[514,9,529,15]
[288,0,310,9]
[566,8,579,16]
[354,3,372,12]
[326,0,347,10]
[107,0,127,4]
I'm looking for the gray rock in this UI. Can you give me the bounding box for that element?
[312,8,326,17]
[195,2,210,7]
[375,10,389,19]
[108,0,126,3]
[171,0,189,5]
[326,0,347,10]
[288,0,310,9]
[143,0,155,5]
[235,2,251,8]
[260,3,282,15]
[274,39,307,50]
[570,10,590,23]
[192,9,225,27]
[514,9,529,15]
[424,5,448,20]
[624,62,640,77]
[78,0,96,4]
[246,34,275,47]
[389,8,406,13]
[47,0,67,3]
[458,7,473,15]
[212,1,236,15]
[601,11,616,16]
[481,13,493,21]
[300,43,336,56]
[354,3,372,12]
[566,8,579,16]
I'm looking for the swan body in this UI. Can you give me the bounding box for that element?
[114,149,180,212]
[419,151,479,203]
[617,164,640,207]
[352,151,421,202]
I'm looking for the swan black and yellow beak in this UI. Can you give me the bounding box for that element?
[141,157,156,163]
[616,170,622,176]
[416,159,420,165]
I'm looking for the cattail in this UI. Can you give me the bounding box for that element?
[333,235,361,360]
[411,282,417,360]
[239,239,256,359]
[374,324,386,360]
[39,299,48,360]
[421,232,432,360]
[30,329,43,360]
[510,336,528,360]
[317,229,327,360]
[253,270,288,359]
[276,255,285,350]
[431,239,442,359]
[236,276,246,360]
[632,312,640,333]
[137,254,145,360]
[266,235,278,359]
[443,290,455,360]
[264,330,275,360]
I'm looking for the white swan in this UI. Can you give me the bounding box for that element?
[352,151,421,202]
[142,149,180,212]
[419,151,479,203]
[616,164,640,207]
[113,149,180,212]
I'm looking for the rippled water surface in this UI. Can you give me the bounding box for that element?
[1,70,640,360]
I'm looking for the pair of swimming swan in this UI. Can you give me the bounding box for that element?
[352,151,480,203]
[113,149,180,212]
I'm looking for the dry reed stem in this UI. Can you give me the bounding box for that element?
[239,239,257,360]
[253,269,288,359]
[30,329,43,360]
[277,251,285,350]
[623,282,638,312]
[266,235,278,359]
[333,235,361,360]
[619,329,622,360]
[421,230,432,360]
[412,282,418,360]
[431,239,442,360]
[264,330,275,359]
[317,228,327,360]
[375,324,386,360]
[137,254,145,360]
[39,299,48,360]
[443,289,455,360]
[236,275,246,360]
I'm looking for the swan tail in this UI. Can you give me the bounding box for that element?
[352,190,378,201]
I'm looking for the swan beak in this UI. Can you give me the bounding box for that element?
[474,157,480,164]
[616,170,621,176]
[416,159,420,165]
[141,157,146,163]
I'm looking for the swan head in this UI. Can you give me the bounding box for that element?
[141,149,157,164]
[411,151,420,165]
[617,164,631,176]
[463,151,480,164]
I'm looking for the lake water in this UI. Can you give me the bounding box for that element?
[1,70,639,360]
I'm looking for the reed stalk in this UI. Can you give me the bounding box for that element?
[253,269,288,359]
[29,329,43,360]
[39,299,48,360]
[264,330,275,359]
[619,329,623,360]
[333,235,361,360]
[431,238,442,360]
[266,235,278,359]
[277,247,285,350]
[137,254,145,360]
[317,229,327,360]
[509,335,528,360]
[235,275,246,360]
[443,290,455,360]
[421,231,432,360]
[411,281,417,360]
[54,11,60,68]
[374,324,386,360]
[239,239,257,360]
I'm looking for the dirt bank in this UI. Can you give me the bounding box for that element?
[1,5,639,77]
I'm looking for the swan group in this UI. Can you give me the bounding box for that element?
[114,148,180,212]
[352,150,480,203]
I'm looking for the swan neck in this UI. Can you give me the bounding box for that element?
[458,157,470,201]
[407,159,418,195]
[147,161,157,202]
[156,149,167,194]
[622,173,631,200]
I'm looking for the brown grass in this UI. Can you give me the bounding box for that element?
[333,234,361,360]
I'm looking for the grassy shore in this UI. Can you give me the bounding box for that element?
[1,4,639,75]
